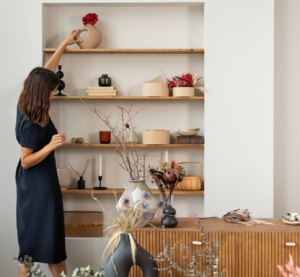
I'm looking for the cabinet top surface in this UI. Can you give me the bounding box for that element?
[137,217,300,232]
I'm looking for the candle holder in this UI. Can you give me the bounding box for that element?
[94,176,107,190]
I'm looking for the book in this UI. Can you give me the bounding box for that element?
[87,86,114,90]
[87,92,117,96]
[175,136,204,144]
[86,89,117,93]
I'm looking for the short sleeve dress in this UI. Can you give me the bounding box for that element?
[15,105,67,264]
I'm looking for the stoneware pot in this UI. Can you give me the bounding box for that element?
[116,179,157,227]
[161,205,178,228]
[76,24,102,49]
[173,87,194,97]
[105,233,158,277]
[57,168,72,190]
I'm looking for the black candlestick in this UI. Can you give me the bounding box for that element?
[94,176,107,190]
[55,65,66,96]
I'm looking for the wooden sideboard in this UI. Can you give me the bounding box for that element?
[129,217,300,277]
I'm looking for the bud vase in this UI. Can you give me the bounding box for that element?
[76,24,102,49]
[117,179,157,227]
[161,205,178,228]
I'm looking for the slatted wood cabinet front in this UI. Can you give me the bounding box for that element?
[129,218,300,277]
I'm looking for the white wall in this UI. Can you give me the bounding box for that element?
[204,0,274,217]
[0,0,274,276]
[274,0,300,217]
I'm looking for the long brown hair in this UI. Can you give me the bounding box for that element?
[18,67,59,127]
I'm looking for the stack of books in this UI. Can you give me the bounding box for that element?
[86,87,117,96]
[175,136,205,144]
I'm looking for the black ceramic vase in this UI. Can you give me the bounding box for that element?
[77,176,85,189]
[161,205,178,228]
[105,233,158,277]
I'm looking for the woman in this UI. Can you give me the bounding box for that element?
[15,30,82,277]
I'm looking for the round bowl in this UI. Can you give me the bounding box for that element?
[176,130,200,136]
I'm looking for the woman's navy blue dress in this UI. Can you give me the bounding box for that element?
[15,106,66,264]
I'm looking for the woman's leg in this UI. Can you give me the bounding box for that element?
[48,260,67,277]
[18,264,29,277]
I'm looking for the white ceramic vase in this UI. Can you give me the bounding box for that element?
[57,168,72,190]
[117,179,157,227]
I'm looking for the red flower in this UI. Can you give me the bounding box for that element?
[82,13,98,26]
[181,73,193,86]
[168,80,175,88]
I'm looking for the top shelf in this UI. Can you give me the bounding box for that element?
[43,48,205,54]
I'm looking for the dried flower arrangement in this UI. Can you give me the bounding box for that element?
[153,219,225,277]
[81,100,149,180]
[222,208,273,226]
[82,13,98,26]
[278,254,300,277]
[167,72,201,88]
[149,160,185,206]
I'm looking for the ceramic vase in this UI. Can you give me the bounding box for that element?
[76,24,102,49]
[57,168,72,189]
[173,87,194,97]
[161,205,178,228]
[105,233,158,277]
[117,179,157,227]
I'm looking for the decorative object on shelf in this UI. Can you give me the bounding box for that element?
[176,127,200,136]
[68,158,90,190]
[222,209,272,226]
[278,254,300,277]
[57,168,72,190]
[142,129,170,144]
[153,219,225,277]
[55,65,66,96]
[98,74,112,87]
[76,13,102,49]
[282,212,300,225]
[161,204,178,228]
[176,162,202,191]
[176,135,205,144]
[167,66,203,97]
[124,129,140,143]
[91,191,158,277]
[116,179,158,227]
[71,137,84,144]
[94,154,107,190]
[149,160,184,227]
[142,76,169,97]
[99,131,111,144]
[86,86,117,96]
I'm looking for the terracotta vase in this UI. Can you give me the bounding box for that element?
[105,233,158,277]
[116,179,157,227]
[76,24,102,49]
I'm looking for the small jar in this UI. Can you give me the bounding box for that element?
[98,74,112,87]
[99,131,111,144]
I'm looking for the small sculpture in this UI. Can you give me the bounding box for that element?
[55,65,66,96]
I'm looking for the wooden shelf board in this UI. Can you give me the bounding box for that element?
[60,143,204,148]
[52,96,204,100]
[43,48,204,54]
[62,188,204,195]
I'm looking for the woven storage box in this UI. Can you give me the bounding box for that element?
[173,87,195,97]
[176,162,202,191]
[142,130,170,144]
[64,211,103,237]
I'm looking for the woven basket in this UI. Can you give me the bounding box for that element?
[176,162,202,191]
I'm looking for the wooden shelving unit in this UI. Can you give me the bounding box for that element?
[61,143,204,148]
[62,188,204,195]
[52,96,204,100]
[43,48,205,54]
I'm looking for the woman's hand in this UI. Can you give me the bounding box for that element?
[48,133,66,150]
[61,29,83,47]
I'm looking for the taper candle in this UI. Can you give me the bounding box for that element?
[99,154,102,176]
[165,149,169,163]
